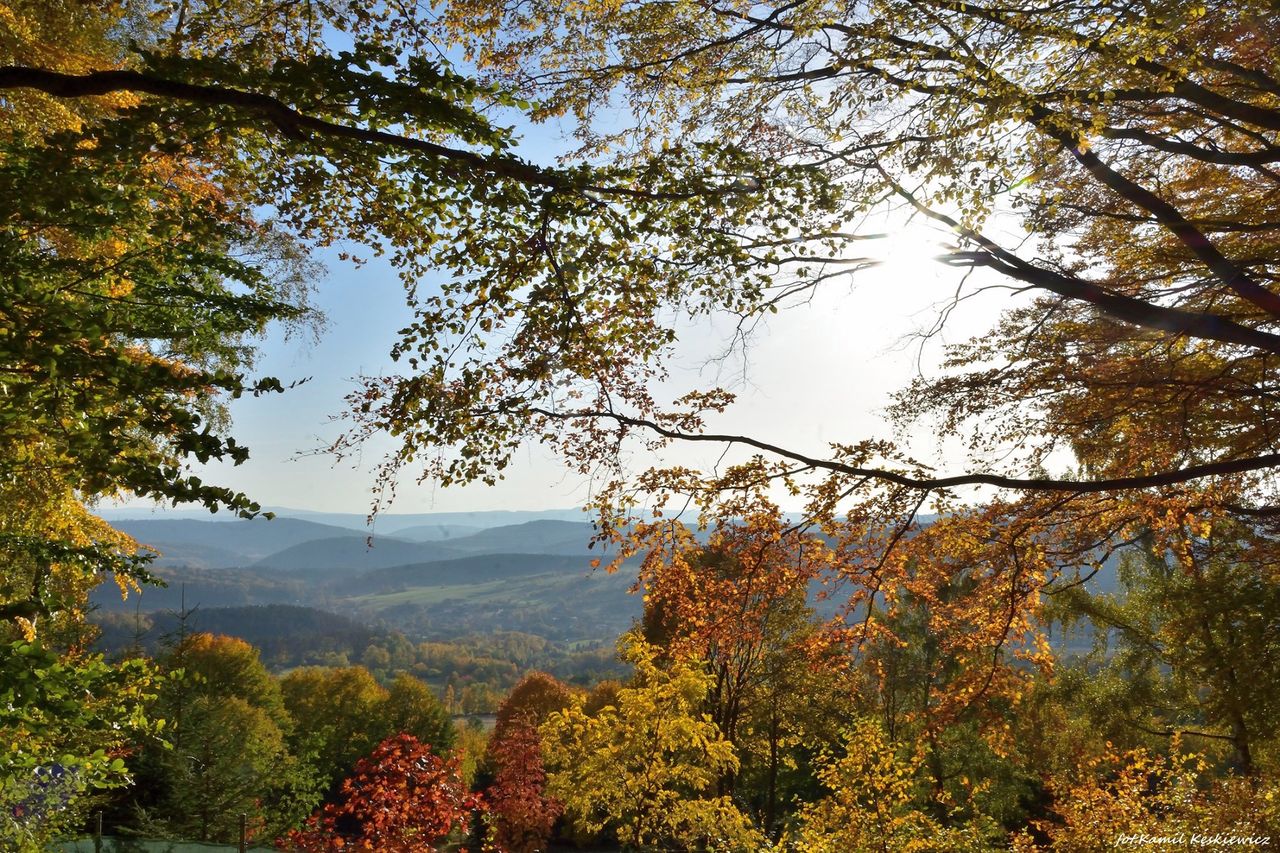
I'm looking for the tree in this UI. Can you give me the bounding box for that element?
[627,492,839,829]
[484,672,575,851]
[493,672,576,742]
[280,666,391,789]
[0,469,146,643]
[854,570,1040,829]
[0,0,138,139]
[163,633,289,728]
[484,719,562,853]
[1050,520,1280,776]
[385,673,457,756]
[1013,744,1280,852]
[14,1,1280,840]
[0,4,824,697]
[3,0,826,509]
[138,695,297,843]
[0,641,159,851]
[582,680,623,717]
[279,666,454,792]
[1,2,823,845]
[1,0,323,505]
[0,0,322,648]
[324,1,1280,703]
[632,496,826,758]
[124,633,321,842]
[540,633,763,851]
[0,3,293,824]
[406,0,1280,505]
[283,734,480,853]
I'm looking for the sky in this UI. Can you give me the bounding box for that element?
[117,122,1021,517]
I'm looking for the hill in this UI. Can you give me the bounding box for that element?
[260,506,588,533]
[425,520,599,555]
[252,535,458,571]
[90,567,310,612]
[329,552,597,596]
[348,564,639,642]
[92,604,378,667]
[386,523,486,541]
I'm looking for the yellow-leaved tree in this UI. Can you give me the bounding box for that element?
[789,718,1000,853]
[540,632,764,851]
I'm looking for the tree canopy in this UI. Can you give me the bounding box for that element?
[335,0,1280,531]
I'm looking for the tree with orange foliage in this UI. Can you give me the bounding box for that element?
[483,719,561,853]
[492,672,576,742]
[625,494,828,799]
[1013,743,1280,852]
[482,672,574,852]
[283,734,480,853]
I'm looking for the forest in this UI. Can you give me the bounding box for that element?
[3,0,1279,850]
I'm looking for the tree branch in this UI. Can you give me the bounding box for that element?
[0,65,570,190]
[527,406,1280,493]
[879,171,1280,355]
[0,65,740,202]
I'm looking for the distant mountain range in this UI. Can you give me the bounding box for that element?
[98,505,588,533]
[111,516,601,570]
[114,517,359,566]
[94,514,630,644]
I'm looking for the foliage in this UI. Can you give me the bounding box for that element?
[163,633,289,728]
[121,632,321,841]
[540,633,763,851]
[631,495,826,748]
[0,641,160,851]
[92,606,623,705]
[455,722,491,790]
[136,695,299,843]
[364,9,1280,797]
[1014,745,1280,851]
[482,672,576,851]
[0,0,145,144]
[298,0,1280,564]
[788,719,1000,853]
[581,680,622,717]
[484,719,562,853]
[385,672,457,755]
[0,0,318,669]
[0,469,148,642]
[1049,521,1280,776]
[280,665,454,790]
[851,564,1042,826]
[7,0,1280,847]
[280,666,394,789]
[282,734,480,853]
[627,494,852,831]
[493,672,576,740]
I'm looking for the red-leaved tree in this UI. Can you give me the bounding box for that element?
[482,673,574,852]
[281,734,480,852]
[484,719,562,853]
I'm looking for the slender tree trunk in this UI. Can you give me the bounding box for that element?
[1229,708,1256,777]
